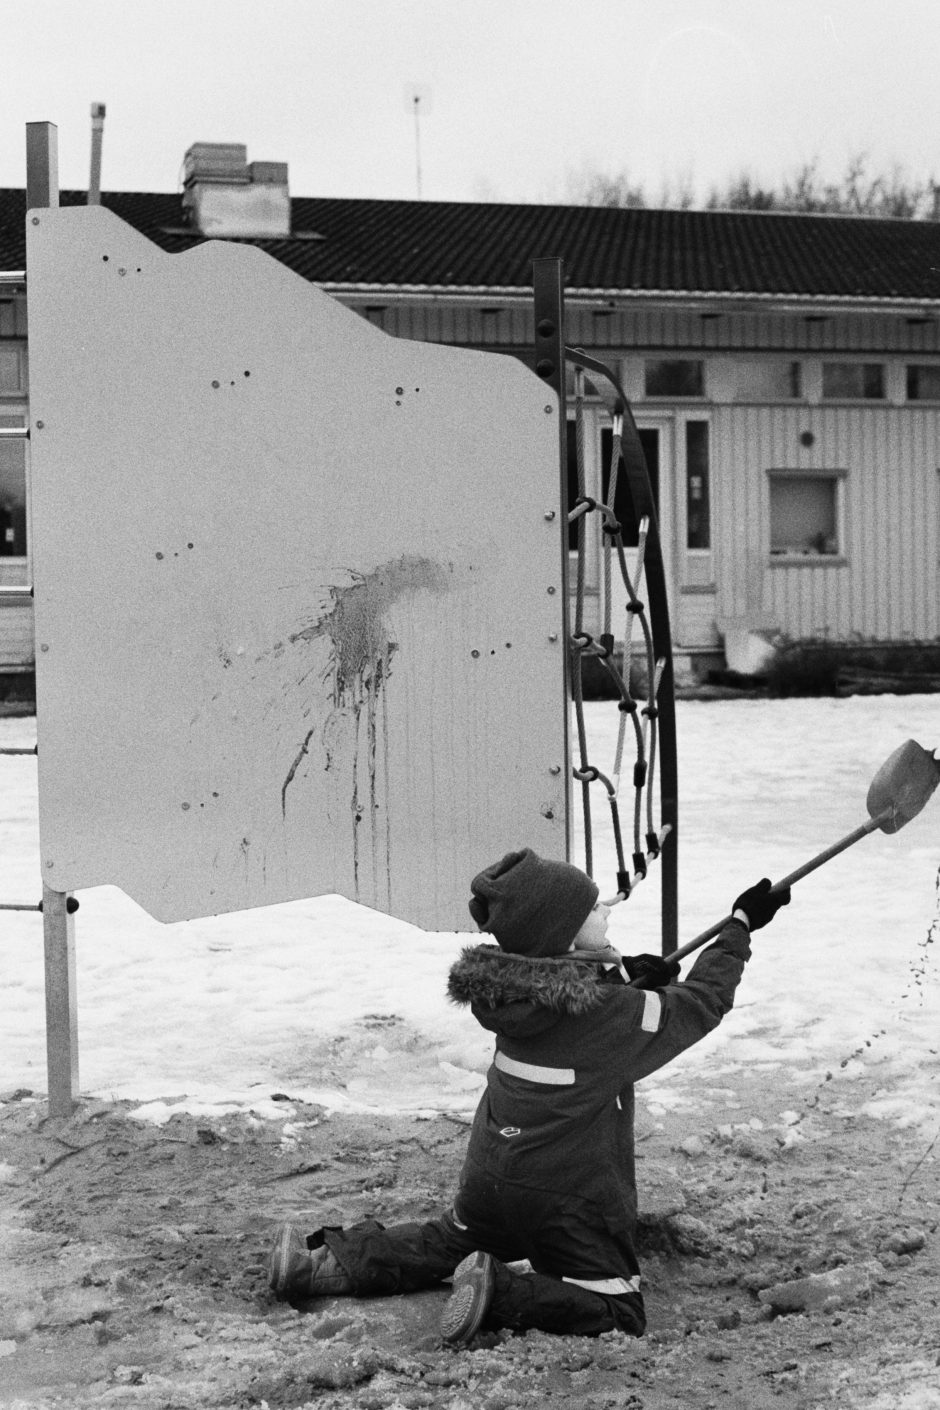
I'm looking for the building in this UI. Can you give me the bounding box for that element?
[3,142,940,684]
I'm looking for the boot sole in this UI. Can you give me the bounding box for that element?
[441,1251,495,1348]
[268,1222,303,1296]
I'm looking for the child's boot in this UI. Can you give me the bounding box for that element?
[267,1223,354,1299]
[440,1250,496,1348]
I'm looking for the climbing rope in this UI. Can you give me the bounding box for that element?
[566,354,677,924]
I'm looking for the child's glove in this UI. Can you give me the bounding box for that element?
[624,953,681,989]
[732,878,791,930]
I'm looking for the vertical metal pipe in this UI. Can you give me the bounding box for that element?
[618,396,679,953]
[532,259,571,859]
[552,346,679,953]
[43,886,79,1116]
[26,122,77,1115]
[88,103,106,205]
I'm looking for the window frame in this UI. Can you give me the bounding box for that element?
[765,467,848,567]
[906,363,940,403]
[0,404,29,571]
[820,361,886,402]
[0,343,26,398]
[727,358,803,403]
[643,358,706,400]
[683,418,711,553]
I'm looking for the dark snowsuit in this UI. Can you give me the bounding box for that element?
[313,920,750,1337]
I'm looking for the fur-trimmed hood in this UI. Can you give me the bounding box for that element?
[447,943,614,1038]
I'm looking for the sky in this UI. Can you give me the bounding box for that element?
[3,695,938,1143]
[1,0,940,205]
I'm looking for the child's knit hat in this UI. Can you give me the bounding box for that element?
[468,848,599,957]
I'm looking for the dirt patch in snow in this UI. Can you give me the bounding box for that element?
[1,1066,938,1410]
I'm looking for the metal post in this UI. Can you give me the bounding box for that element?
[26,122,75,1114]
[26,122,59,209]
[532,259,572,858]
[552,346,679,953]
[88,103,106,204]
[43,885,79,1115]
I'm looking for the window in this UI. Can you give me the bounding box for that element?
[729,360,801,401]
[644,359,704,398]
[0,415,27,557]
[602,426,660,548]
[767,470,844,558]
[906,364,940,401]
[565,424,659,551]
[0,346,25,395]
[685,422,710,549]
[821,362,884,400]
[0,300,21,338]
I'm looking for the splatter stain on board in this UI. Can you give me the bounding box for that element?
[282,555,451,906]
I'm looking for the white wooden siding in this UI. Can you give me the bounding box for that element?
[7,288,940,675]
[365,302,940,650]
[365,303,940,356]
[710,405,940,642]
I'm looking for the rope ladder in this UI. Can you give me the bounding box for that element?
[567,357,674,915]
[531,260,678,954]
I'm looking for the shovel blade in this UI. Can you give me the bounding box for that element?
[866,739,940,834]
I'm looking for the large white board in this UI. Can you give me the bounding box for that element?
[26,207,568,928]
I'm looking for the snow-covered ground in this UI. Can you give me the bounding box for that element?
[2,696,938,1136]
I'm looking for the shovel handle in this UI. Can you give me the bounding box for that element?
[662,806,894,966]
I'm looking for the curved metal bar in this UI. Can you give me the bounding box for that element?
[563,345,679,953]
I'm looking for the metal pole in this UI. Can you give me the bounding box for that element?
[88,103,106,204]
[25,122,76,1116]
[42,885,79,1115]
[532,259,571,860]
[556,347,679,954]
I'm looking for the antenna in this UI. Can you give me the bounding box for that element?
[88,102,106,205]
[403,85,432,199]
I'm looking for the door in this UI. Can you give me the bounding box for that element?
[566,411,676,652]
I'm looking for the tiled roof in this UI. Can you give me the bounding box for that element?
[3,187,940,303]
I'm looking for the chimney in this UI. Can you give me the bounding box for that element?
[88,102,106,205]
[181,142,290,238]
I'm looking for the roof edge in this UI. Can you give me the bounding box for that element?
[324,283,940,317]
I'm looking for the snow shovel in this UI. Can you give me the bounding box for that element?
[663,739,940,966]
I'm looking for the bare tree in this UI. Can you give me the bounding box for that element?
[572,153,940,220]
[566,168,647,208]
[657,172,696,210]
[711,155,940,219]
[706,174,777,211]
